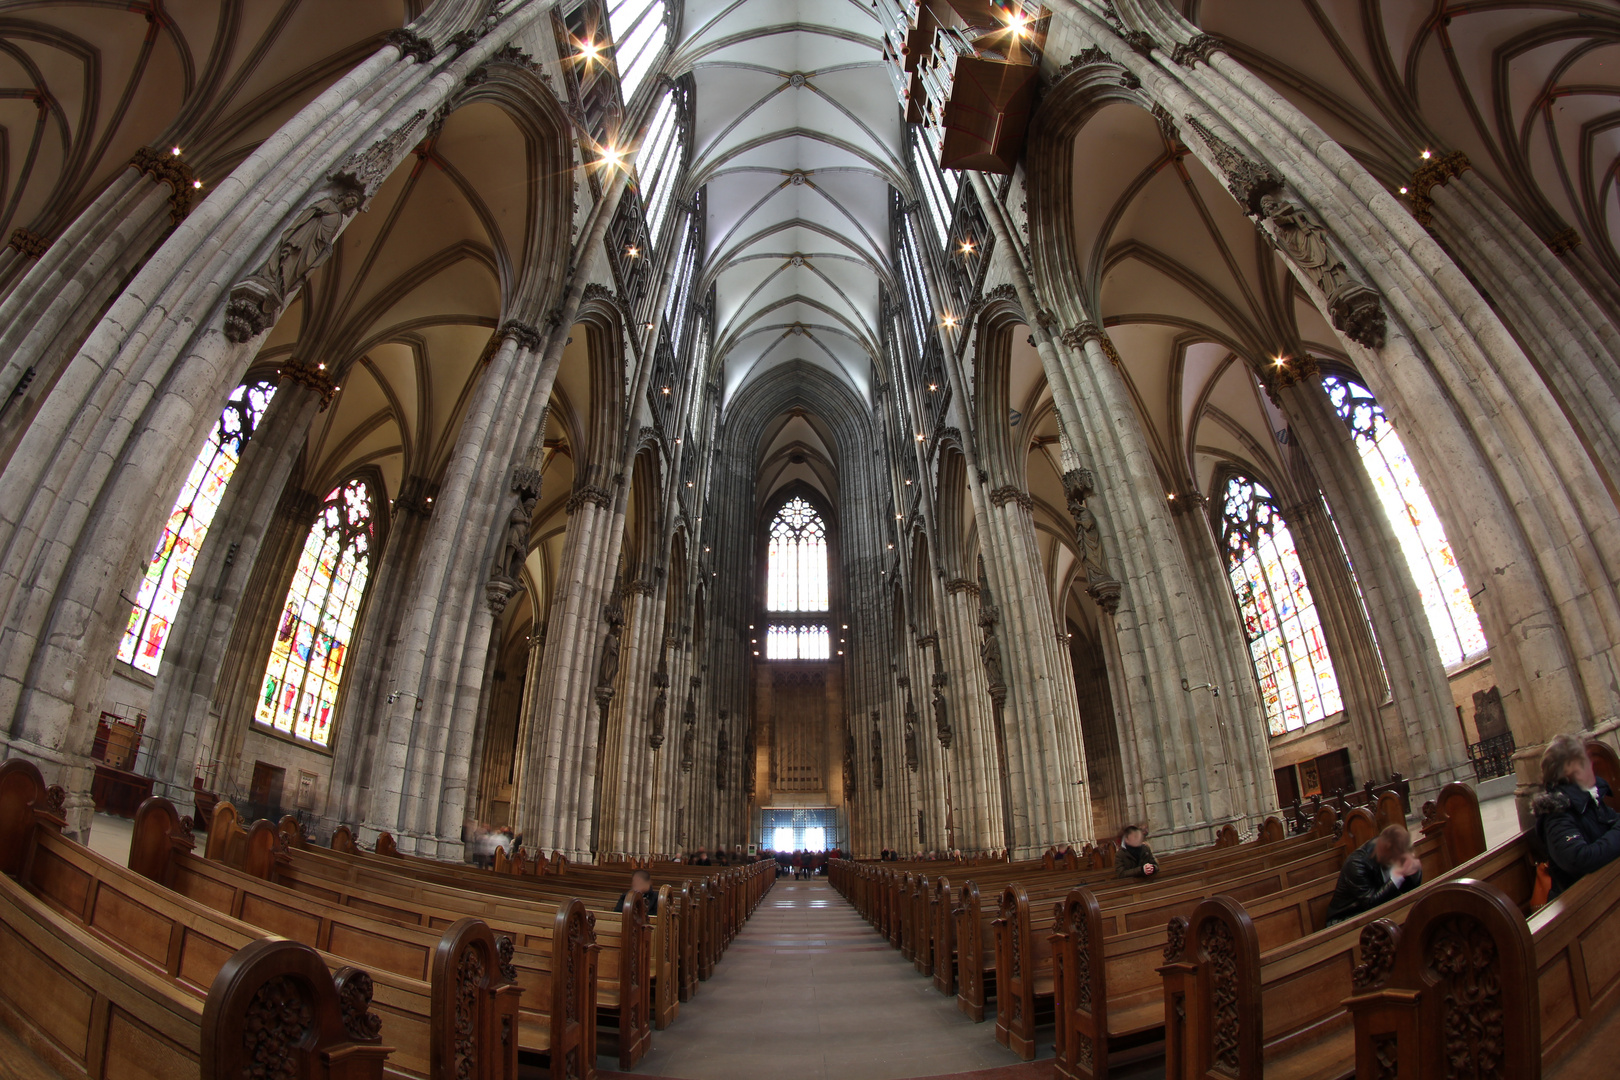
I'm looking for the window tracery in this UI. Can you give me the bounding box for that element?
[765,496,831,660]
[118,379,277,674]
[253,478,375,746]
[1323,375,1487,669]
[608,0,668,104]
[1220,475,1343,735]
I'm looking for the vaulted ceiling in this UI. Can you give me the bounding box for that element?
[673,0,906,405]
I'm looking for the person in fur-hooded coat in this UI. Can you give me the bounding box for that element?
[1531,733,1620,900]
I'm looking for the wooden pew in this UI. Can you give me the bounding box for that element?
[0,762,409,1080]
[1158,803,1524,1079]
[1344,850,1620,1078]
[960,825,1348,1027]
[994,816,1377,1056]
[267,842,650,1069]
[340,830,688,1032]
[130,799,587,1079]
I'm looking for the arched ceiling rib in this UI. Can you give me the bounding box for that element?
[676,0,905,406]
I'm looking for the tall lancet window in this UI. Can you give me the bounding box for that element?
[607,0,668,104]
[637,88,686,249]
[765,496,830,660]
[254,478,375,746]
[1323,375,1487,668]
[1221,475,1343,735]
[118,378,278,674]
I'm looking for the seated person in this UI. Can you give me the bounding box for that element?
[1325,825,1421,926]
[1114,825,1158,878]
[615,869,660,916]
[1532,733,1620,899]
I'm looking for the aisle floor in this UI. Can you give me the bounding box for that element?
[612,878,1056,1080]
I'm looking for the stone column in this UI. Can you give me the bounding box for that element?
[972,170,1274,849]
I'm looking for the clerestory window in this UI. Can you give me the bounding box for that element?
[765,496,831,660]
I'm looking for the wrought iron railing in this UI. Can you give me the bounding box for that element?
[1469,732,1517,782]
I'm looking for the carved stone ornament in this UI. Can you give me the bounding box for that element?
[1151,104,1179,143]
[1061,321,1122,366]
[565,484,613,515]
[224,112,427,343]
[1122,30,1156,56]
[7,228,48,258]
[385,28,436,63]
[243,975,315,1080]
[278,357,337,409]
[501,319,543,351]
[990,485,1033,511]
[1171,33,1221,67]
[485,575,519,615]
[944,577,979,597]
[870,713,884,791]
[1062,468,1122,615]
[931,686,952,750]
[680,720,696,773]
[1057,46,1114,84]
[716,727,729,791]
[1548,226,1583,255]
[903,701,920,773]
[129,146,198,223]
[1407,150,1470,227]
[338,970,383,1042]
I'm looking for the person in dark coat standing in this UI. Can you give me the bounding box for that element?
[1325,825,1422,926]
[1114,825,1158,878]
[1531,733,1620,900]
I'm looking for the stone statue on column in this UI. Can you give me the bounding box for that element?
[843,732,856,798]
[928,637,952,749]
[647,646,670,750]
[743,722,756,797]
[1062,467,1122,615]
[870,712,884,791]
[679,680,697,772]
[716,726,729,791]
[904,698,919,773]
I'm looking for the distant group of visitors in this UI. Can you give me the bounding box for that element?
[770,849,835,879]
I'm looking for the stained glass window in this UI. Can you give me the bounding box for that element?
[1221,476,1343,736]
[1323,376,1487,668]
[912,126,958,249]
[765,624,831,660]
[638,89,685,249]
[607,0,668,104]
[118,379,278,674]
[767,497,829,612]
[253,478,375,747]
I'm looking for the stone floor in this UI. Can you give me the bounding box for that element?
[591,878,1141,1080]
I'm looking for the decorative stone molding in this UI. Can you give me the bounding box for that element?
[385,28,436,63]
[500,319,543,350]
[225,112,427,343]
[1151,104,1179,143]
[1184,117,1284,216]
[1171,33,1222,67]
[485,576,519,615]
[1548,227,1583,255]
[393,475,437,518]
[1407,151,1470,227]
[7,228,48,258]
[278,357,337,409]
[510,466,542,501]
[1056,47,1114,83]
[944,577,979,597]
[1257,351,1322,402]
[130,147,199,223]
[1061,321,1122,366]
[564,484,613,514]
[1118,70,1141,90]
[968,282,1018,322]
[990,485,1033,510]
[1121,30,1156,56]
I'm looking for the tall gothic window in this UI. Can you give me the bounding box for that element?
[1323,375,1487,668]
[118,379,278,674]
[254,478,375,746]
[765,496,831,660]
[911,127,958,249]
[1221,475,1343,735]
[638,87,686,248]
[608,0,668,104]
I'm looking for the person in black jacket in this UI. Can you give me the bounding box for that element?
[1115,825,1158,878]
[615,869,659,916]
[1531,733,1620,900]
[1325,825,1422,926]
